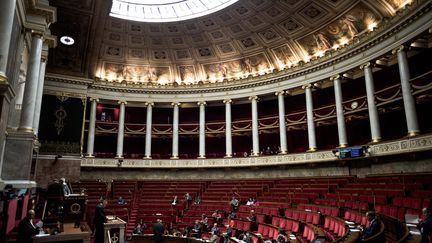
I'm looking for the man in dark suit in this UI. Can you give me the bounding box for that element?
[93,198,108,243]
[153,219,164,243]
[17,209,41,243]
[419,207,432,243]
[360,211,380,241]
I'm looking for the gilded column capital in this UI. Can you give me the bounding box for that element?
[171,102,181,107]
[275,90,285,96]
[145,102,154,106]
[248,95,259,101]
[41,55,48,63]
[118,100,127,105]
[360,62,372,70]
[89,97,99,102]
[392,45,406,54]
[197,101,207,106]
[0,73,8,83]
[330,74,341,81]
[223,99,232,104]
[30,30,44,39]
[301,83,313,89]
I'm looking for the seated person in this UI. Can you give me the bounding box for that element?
[212,210,223,225]
[211,223,220,235]
[246,197,255,206]
[223,234,231,243]
[228,211,237,220]
[359,211,380,240]
[200,214,208,230]
[246,210,257,231]
[238,232,252,243]
[133,223,143,234]
[172,227,182,237]
[17,209,43,243]
[276,228,289,243]
[171,195,178,206]
[210,230,220,243]
[418,207,432,243]
[117,196,126,205]
[225,225,233,237]
[194,196,201,205]
[192,220,202,238]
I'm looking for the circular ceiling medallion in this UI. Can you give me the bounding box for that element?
[110,0,239,22]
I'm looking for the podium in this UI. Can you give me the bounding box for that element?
[33,222,92,243]
[104,216,126,243]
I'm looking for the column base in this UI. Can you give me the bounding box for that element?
[115,156,124,159]
[338,144,348,148]
[307,147,317,152]
[170,156,179,159]
[224,154,232,158]
[85,154,95,158]
[197,156,206,159]
[143,156,152,159]
[250,153,260,157]
[278,151,288,155]
[17,127,34,133]
[370,138,381,144]
[407,131,420,137]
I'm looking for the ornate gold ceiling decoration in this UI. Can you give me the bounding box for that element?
[48,0,420,87]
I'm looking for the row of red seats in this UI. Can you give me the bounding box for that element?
[297,203,339,217]
[283,209,320,225]
[299,224,318,243]
[323,216,348,240]
[343,210,368,227]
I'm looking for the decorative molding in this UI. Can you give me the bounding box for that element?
[81,134,432,169]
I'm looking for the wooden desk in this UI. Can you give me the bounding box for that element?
[33,223,91,243]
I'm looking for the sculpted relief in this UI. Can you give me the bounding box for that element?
[298,2,381,57]
[103,63,171,84]
[203,53,271,81]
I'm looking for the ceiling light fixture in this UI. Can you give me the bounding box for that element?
[60,36,75,46]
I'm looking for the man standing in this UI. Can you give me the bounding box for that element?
[230,197,239,212]
[153,219,164,243]
[419,207,432,243]
[17,209,41,243]
[94,198,108,243]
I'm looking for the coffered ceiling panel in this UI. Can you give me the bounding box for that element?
[47,0,420,85]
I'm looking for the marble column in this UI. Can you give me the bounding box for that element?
[86,98,98,157]
[32,55,48,137]
[171,102,180,159]
[332,75,348,147]
[249,96,260,156]
[361,62,381,143]
[303,84,317,151]
[115,101,126,159]
[0,0,16,79]
[144,102,153,159]
[197,101,206,158]
[18,33,43,133]
[224,99,233,158]
[276,91,288,154]
[393,46,420,136]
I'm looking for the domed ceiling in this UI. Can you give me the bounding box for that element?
[47,0,415,86]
